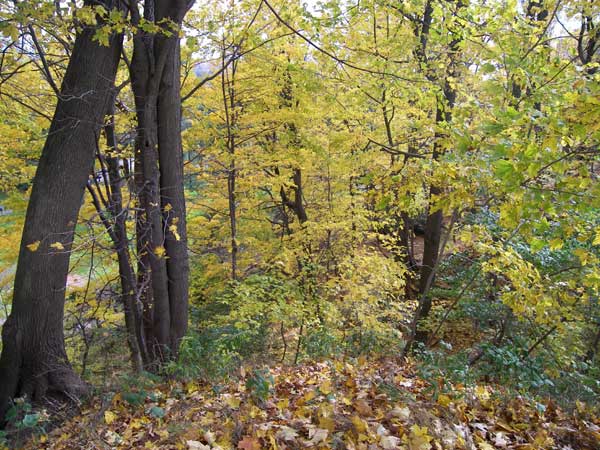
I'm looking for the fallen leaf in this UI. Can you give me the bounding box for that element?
[320,379,333,395]
[187,440,211,450]
[104,410,117,425]
[354,398,373,416]
[238,436,261,450]
[391,405,411,420]
[276,426,298,441]
[437,394,452,407]
[381,435,401,449]
[204,431,216,444]
[307,428,328,446]
[408,424,432,450]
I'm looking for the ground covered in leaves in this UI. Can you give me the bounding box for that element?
[17,359,600,449]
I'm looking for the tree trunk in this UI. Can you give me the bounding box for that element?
[157,39,189,352]
[0,4,123,419]
[104,105,146,371]
[413,0,462,344]
[129,0,193,366]
[221,50,238,281]
[131,27,172,362]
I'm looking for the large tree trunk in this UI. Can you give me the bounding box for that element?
[157,39,189,352]
[130,0,192,366]
[131,27,171,362]
[0,4,123,419]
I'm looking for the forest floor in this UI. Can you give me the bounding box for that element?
[14,358,600,450]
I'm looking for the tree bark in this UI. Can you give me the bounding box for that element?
[129,0,193,365]
[104,104,146,371]
[0,3,123,419]
[413,0,462,343]
[157,39,189,352]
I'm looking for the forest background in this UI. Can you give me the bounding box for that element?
[0,0,599,448]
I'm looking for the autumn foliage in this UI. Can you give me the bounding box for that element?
[0,0,599,448]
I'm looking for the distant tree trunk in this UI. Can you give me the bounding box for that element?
[280,68,308,226]
[221,48,239,281]
[86,100,146,372]
[416,73,458,342]
[417,100,451,303]
[412,0,462,344]
[290,168,308,224]
[0,2,124,419]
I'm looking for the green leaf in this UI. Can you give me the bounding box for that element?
[481,62,496,74]
[22,413,39,428]
[149,406,165,419]
[494,159,514,180]
[529,238,545,253]
[376,195,391,211]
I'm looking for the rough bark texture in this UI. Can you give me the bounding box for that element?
[129,0,192,366]
[157,39,189,352]
[0,4,123,419]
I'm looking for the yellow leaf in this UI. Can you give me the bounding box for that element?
[593,228,600,246]
[574,248,590,266]
[104,410,117,425]
[186,382,199,394]
[50,242,64,251]
[154,246,166,258]
[407,425,432,450]
[351,415,367,433]
[26,241,40,252]
[475,386,490,401]
[437,394,452,407]
[269,433,279,449]
[169,224,181,241]
[320,379,333,395]
[164,203,173,212]
[129,418,143,430]
[224,394,241,409]
[549,238,563,251]
[319,415,335,432]
[478,442,495,450]
[300,390,316,405]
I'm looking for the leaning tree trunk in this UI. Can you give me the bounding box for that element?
[0,4,124,419]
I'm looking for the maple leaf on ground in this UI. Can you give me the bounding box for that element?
[306,428,328,446]
[104,410,117,425]
[381,435,401,449]
[276,425,299,441]
[407,424,433,450]
[238,436,261,450]
[187,441,211,450]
